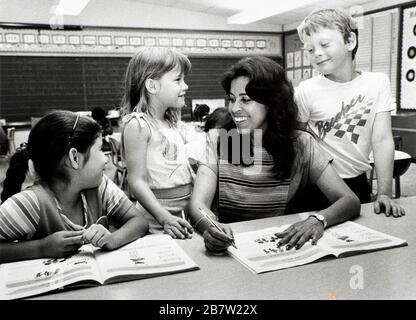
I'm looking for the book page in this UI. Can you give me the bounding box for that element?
[95,234,199,284]
[320,221,407,257]
[227,226,331,274]
[0,246,102,300]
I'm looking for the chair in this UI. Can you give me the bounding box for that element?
[107,135,128,192]
[369,135,412,198]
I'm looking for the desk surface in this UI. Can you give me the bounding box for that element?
[32,197,416,300]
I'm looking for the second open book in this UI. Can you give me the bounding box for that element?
[227,221,407,274]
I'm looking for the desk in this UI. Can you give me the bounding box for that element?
[32,197,416,300]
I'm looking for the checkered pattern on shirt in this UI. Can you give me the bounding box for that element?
[330,103,372,144]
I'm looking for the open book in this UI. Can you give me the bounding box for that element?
[0,234,199,300]
[227,221,407,274]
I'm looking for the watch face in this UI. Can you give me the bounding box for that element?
[310,214,326,227]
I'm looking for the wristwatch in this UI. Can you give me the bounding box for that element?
[309,214,327,228]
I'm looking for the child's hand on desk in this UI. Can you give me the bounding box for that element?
[203,224,234,253]
[40,230,84,258]
[374,195,405,218]
[275,218,324,250]
[82,224,115,250]
[163,216,193,240]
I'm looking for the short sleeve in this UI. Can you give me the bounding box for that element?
[198,129,219,175]
[307,135,332,184]
[293,132,332,185]
[99,175,135,220]
[122,112,153,142]
[0,190,40,241]
[376,74,395,113]
[294,84,311,123]
[122,112,151,130]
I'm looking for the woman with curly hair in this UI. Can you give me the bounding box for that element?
[189,56,360,252]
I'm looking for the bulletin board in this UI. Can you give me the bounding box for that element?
[400,5,416,110]
[0,27,282,58]
[284,32,316,87]
[355,9,399,100]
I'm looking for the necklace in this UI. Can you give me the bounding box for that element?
[54,193,89,230]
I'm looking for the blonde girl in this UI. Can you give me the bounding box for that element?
[121,47,194,239]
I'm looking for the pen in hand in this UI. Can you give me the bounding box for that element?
[198,207,237,249]
[181,210,191,238]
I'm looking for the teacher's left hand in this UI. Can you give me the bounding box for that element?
[275,217,324,250]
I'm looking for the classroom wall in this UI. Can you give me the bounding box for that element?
[0,56,258,122]
[0,0,282,33]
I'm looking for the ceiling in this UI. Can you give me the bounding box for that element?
[128,0,377,25]
[0,0,410,31]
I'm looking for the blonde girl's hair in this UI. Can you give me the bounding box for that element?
[297,8,359,60]
[121,47,191,126]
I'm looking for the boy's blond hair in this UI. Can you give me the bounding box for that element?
[297,8,359,60]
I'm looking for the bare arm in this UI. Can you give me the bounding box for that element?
[315,164,361,225]
[277,164,360,249]
[83,204,149,250]
[106,205,149,249]
[189,164,234,252]
[0,240,44,263]
[371,112,405,217]
[189,164,218,233]
[372,112,394,197]
[0,231,84,264]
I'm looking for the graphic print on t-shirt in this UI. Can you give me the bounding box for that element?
[315,94,373,144]
[160,135,178,161]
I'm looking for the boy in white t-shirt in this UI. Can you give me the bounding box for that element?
[295,8,404,217]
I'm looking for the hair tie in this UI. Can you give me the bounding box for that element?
[16,142,30,158]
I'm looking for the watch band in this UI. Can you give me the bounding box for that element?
[309,214,327,228]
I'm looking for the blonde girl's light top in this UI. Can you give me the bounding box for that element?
[122,112,193,190]
[0,175,134,241]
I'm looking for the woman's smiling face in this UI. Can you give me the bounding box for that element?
[228,76,268,132]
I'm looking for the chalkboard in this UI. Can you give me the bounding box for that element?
[0,55,269,122]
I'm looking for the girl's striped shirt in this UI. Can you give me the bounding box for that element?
[0,175,133,241]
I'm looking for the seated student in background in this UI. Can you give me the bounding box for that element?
[189,56,360,253]
[295,8,404,217]
[91,107,113,152]
[0,111,148,263]
[193,104,210,123]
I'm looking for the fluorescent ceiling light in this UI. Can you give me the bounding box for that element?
[227,0,320,24]
[53,0,90,16]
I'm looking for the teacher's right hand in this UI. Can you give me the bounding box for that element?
[203,224,234,253]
